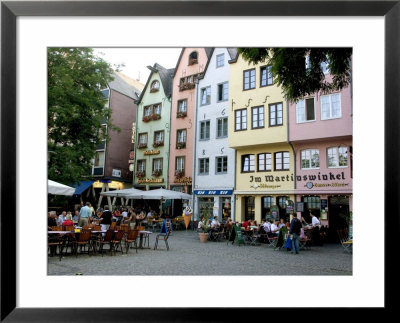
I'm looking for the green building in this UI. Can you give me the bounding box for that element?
[134,64,175,191]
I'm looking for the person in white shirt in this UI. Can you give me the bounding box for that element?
[270,220,280,236]
[57,211,67,226]
[211,216,220,230]
[263,220,271,233]
[311,213,321,228]
[278,218,286,229]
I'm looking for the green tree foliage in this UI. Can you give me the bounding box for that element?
[238,48,352,102]
[48,48,117,184]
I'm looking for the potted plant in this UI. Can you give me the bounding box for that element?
[151,113,161,120]
[142,115,152,122]
[153,141,164,148]
[152,170,162,177]
[175,170,184,178]
[177,111,187,118]
[176,142,186,149]
[137,143,147,149]
[199,209,209,243]
[135,171,145,178]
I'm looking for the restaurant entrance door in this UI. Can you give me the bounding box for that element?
[328,196,350,243]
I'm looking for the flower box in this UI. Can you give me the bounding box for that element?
[151,114,161,120]
[153,141,164,148]
[176,142,186,149]
[177,111,187,119]
[175,170,184,178]
[136,171,145,178]
[142,116,152,122]
[152,170,162,177]
[137,143,147,149]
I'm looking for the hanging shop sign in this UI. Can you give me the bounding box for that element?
[285,200,294,214]
[137,178,164,184]
[93,180,124,189]
[174,177,192,185]
[144,149,160,155]
[193,190,233,195]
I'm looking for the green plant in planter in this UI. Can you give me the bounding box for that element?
[202,208,210,233]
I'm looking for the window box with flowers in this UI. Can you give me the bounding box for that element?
[152,170,162,177]
[153,141,164,148]
[179,83,195,91]
[151,113,161,121]
[188,58,198,65]
[177,111,187,119]
[136,171,145,178]
[176,142,186,149]
[142,115,152,123]
[137,143,147,149]
[175,170,184,178]
[150,88,159,93]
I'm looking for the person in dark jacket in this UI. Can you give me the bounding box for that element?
[289,213,302,254]
[100,206,112,231]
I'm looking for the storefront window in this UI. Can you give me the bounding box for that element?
[261,196,274,220]
[277,196,289,221]
[244,196,255,221]
[199,198,214,221]
[221,198,231,220]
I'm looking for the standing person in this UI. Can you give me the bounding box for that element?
[79,202,92,227]
[311,213,321,228]
[289,213,302,255]
[89,203,95,217]
[99,205,112,232]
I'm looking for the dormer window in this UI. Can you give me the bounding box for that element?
[188,51,198,65]
[150,80,160,92]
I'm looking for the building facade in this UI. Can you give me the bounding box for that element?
[289,72,353,237]
[229,53,295,224]
[134,64,174,192]
[91,71,144,208]
[168,48,211,196]
[193,48,237,221]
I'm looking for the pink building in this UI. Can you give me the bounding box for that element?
[289,76,352,240]
[168,48,211,196]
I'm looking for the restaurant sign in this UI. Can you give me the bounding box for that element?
[144,149,160,155]
[174,176,192,185]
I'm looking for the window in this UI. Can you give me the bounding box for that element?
[235,109,247,131]
[216,53,224,68]
[303,196,321,209]
[262,196,274,220]
[199,120,210,140]
[200,86,211,106]
[189,51,198,65]
[137,160,146,172]
[150,80,160,92]
[269,102,283,126]
[305,55,311,70]
[321,61,330,74]
[143,106,152,117]
[152,158,163,174]
[179,74,201,91]
[175,156,185,176]
[301,149,320,169]
[138,133,148,148]
[94,151,105,167]
[216,156,228,174]
[327,146,348,168]
[178,100,187,113]
[245,196,255,221]
[252,106,264,129]
[153,103,161,116]
[321,93,341,120]
[177,129,187,149]
[216,117,228,138]
[199,158,209,175]
[275,152,290,170]
[243,69,256,90]
[296,98,315,123]
[153,130,164,147]
[278,196,289,209]
[258,153,272,172]
[260,65,273,86]
[242,154,255,172]
[217,82,229,102]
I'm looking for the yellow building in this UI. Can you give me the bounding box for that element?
[229,53,295,223]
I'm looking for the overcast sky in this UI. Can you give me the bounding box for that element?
[94,47,182,85]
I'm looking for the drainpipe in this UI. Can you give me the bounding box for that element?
[192,78,200,220]
[287,99,297,213]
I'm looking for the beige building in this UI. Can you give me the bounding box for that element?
[228,53,295,223]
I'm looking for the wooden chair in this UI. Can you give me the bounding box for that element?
[110,230,125,256]
[97,229,114,257]
[63,225,75,231]
[73,230,93,257]
[51,226,63,231]
[48,234,64,261]
[109,222,117,230]
[125,230,139,254]
[266,233,279,249]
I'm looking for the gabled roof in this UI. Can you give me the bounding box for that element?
[136,63,175,105]
[172,47,213,78]
[197,48,238,80]
[108,71,144,100]
[227,47,240,63]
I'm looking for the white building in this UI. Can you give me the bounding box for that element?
[193,48,237,222]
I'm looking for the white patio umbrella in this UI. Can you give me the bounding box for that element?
[125,188,192,200]
[100,187,145,198]
[48,179,75,196]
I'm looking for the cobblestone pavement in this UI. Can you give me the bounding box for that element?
[48,230,352,276]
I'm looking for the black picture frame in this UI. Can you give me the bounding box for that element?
[1,0,397,321]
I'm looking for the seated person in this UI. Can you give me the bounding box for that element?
[197,216,205,232]
[270,220,280,237]
[211,216,220,230]
[62,214,74,227]
[72,210,80,225]
[241,220,250,229]
[278,218,286,229]
[262,220,271,234]
[48,211,57,230]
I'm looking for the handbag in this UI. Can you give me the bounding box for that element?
[284,236,292,250]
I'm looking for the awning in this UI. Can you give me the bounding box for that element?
[72,180,94,196]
